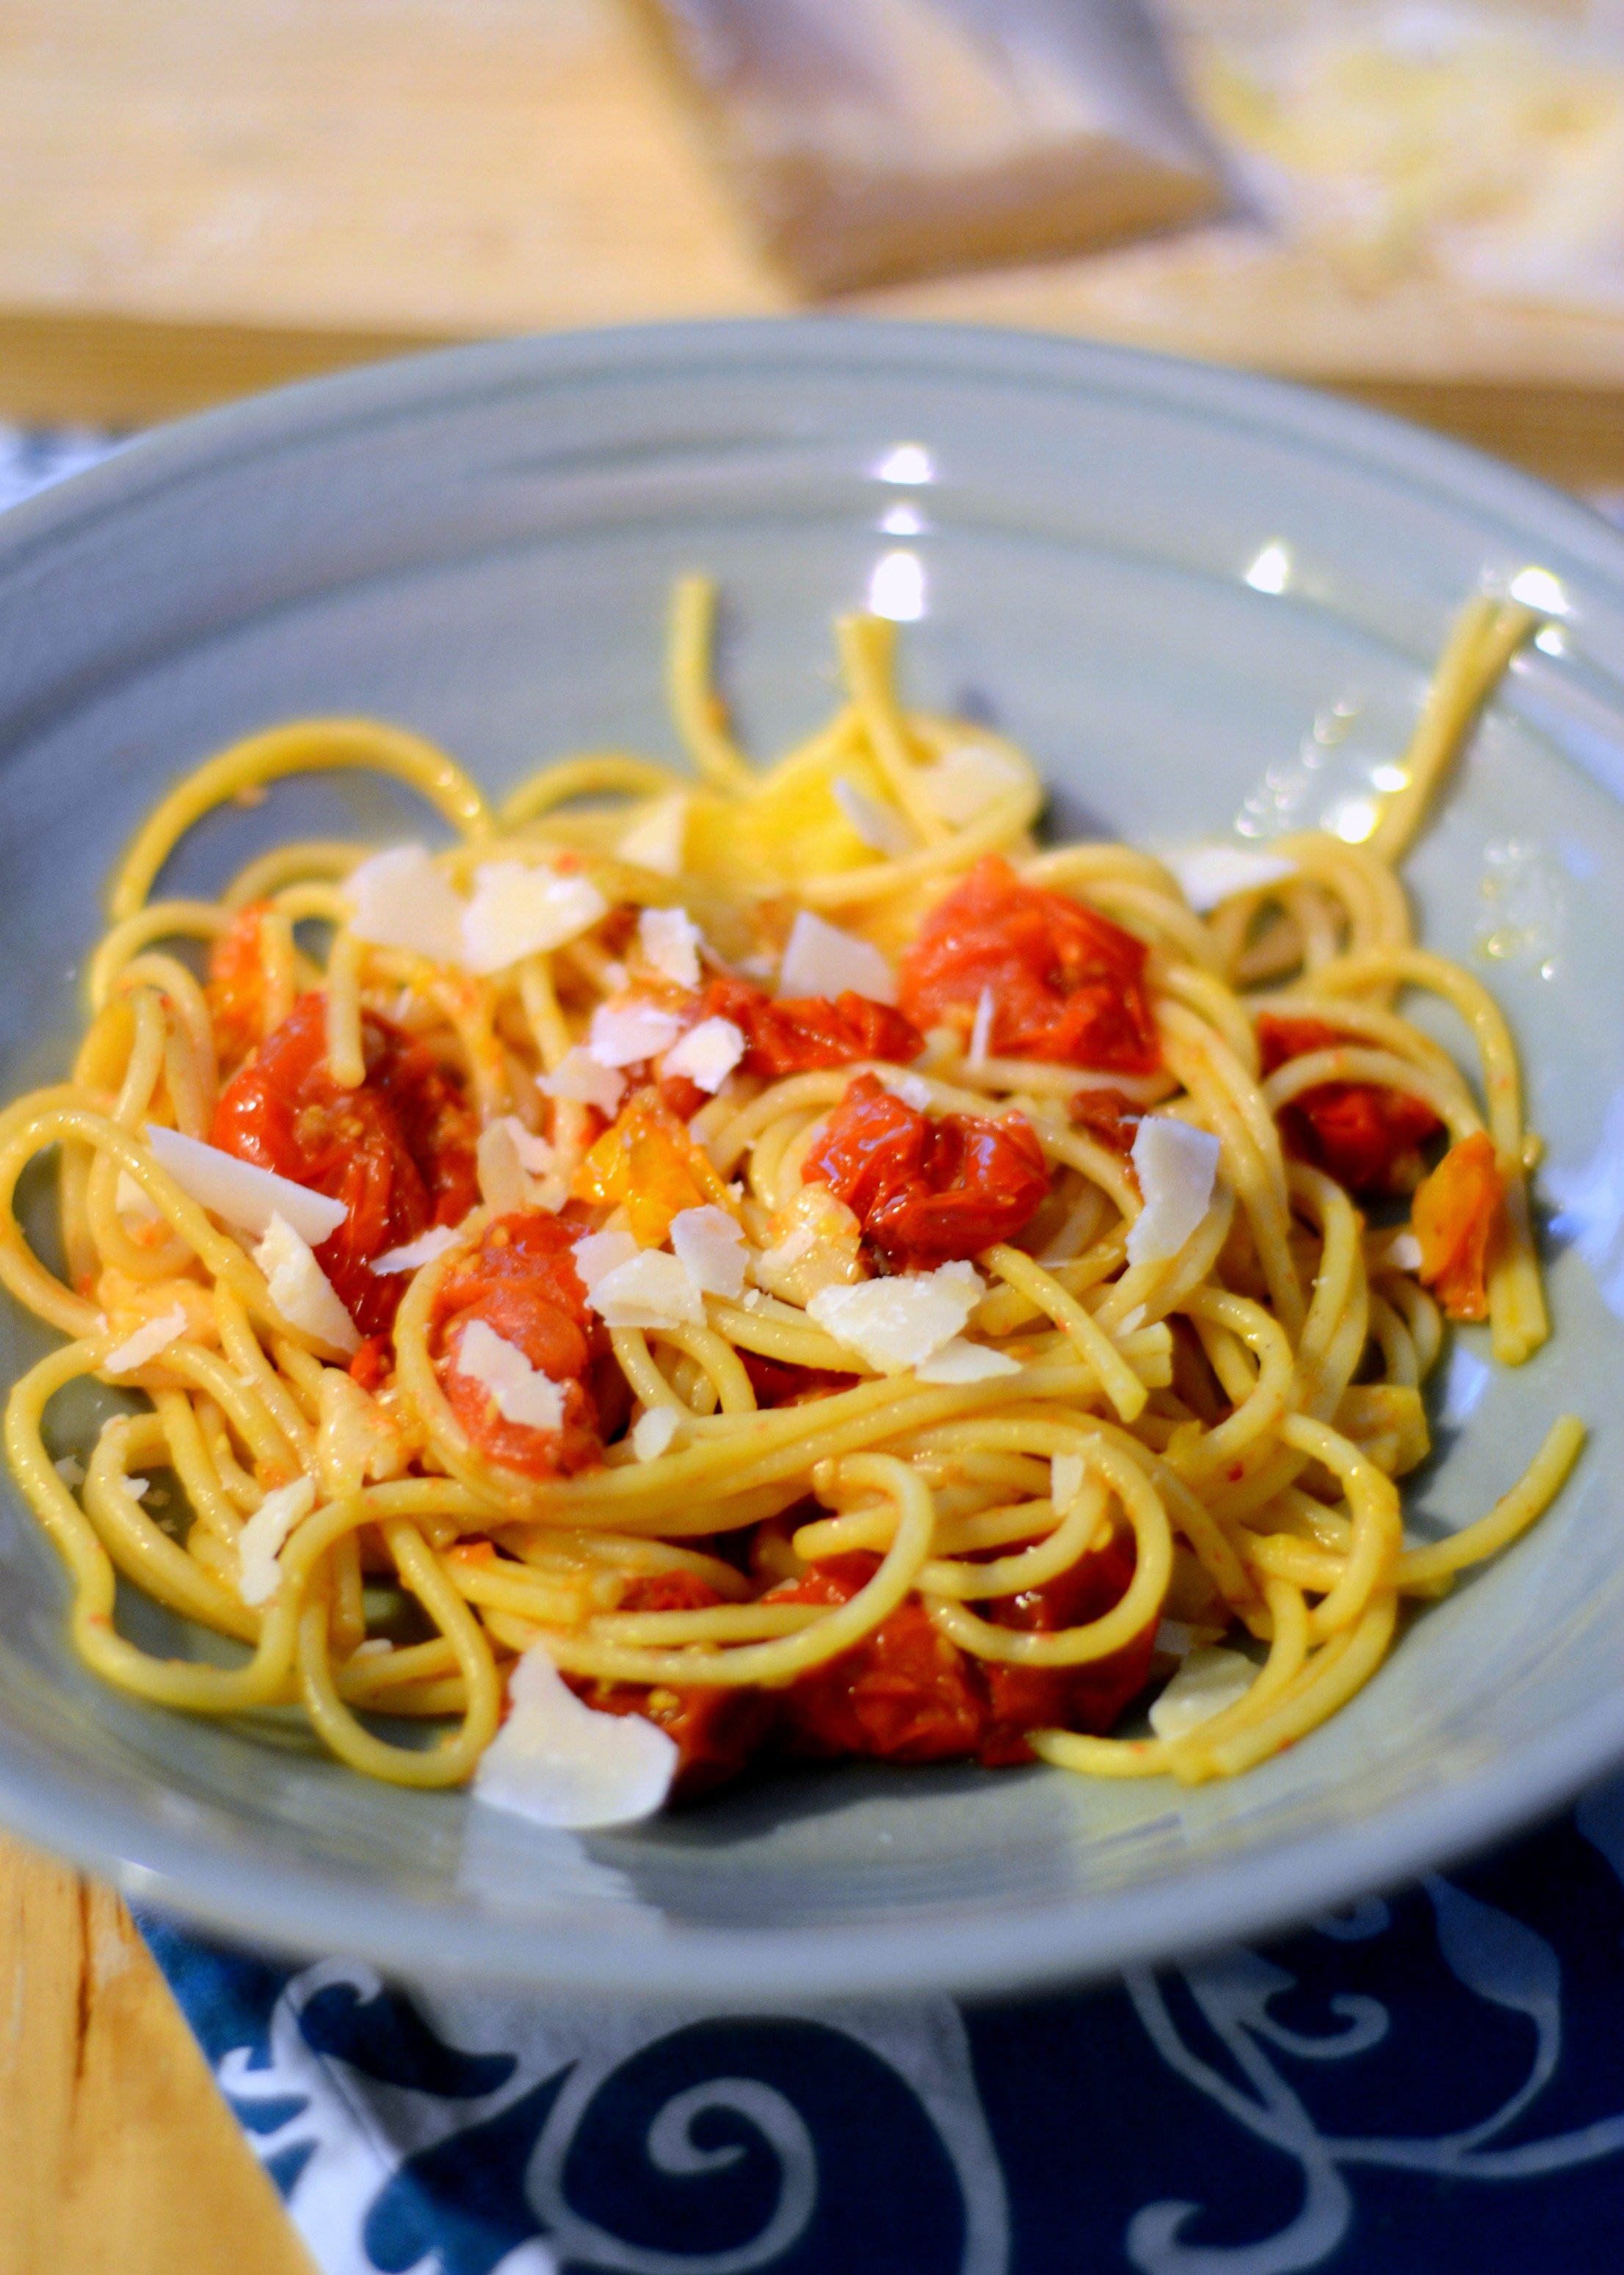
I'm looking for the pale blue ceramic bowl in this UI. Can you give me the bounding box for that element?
[2,322,1623,2001]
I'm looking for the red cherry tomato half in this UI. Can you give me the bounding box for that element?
[703,976,924,1077]
[898,855,1159,1073]
[1258,1014,1443,1198]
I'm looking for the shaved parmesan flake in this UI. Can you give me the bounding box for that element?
[637,905,703,990]
[540,1048,624,1117]
[879,1069,932,1111]
[462,860,608,975]
[316,1370,410,1498]
[347,844,467,964]
[350,1637,393,1661]
[587,998,684,1069]
[145,1124,347,1245]
[661,1017,744,1095]
[808,1260,983,1376]
[588,1250,706,1331]
[617,791,688,879]
[254,1215,360,1353]
[967,986,996,1070]
[1386,1231,1424,1274]
[115,1170,161,1224]
[53,1455,84,1488]
[918,742,1029,824]
[125,1476,150,1500]
[1149,1645,1256,1740]
[505,1120,554,1175]
[1127,1119,1221,1267]
[238,1476,317,1607]
[778,912,896,1006]
[670,1205,747,1299]
[1051,1452,1085,1513]
[571,1228,639,1295]
[833,775,912,858]
[103,1306,188,1376]
[631,1406,681,1462]
[1167,843,1296,914]
[452,1319,565,1432]
[915,1337,1021,1384]
[476,1120,529,1216]
[373,1224,462,1274]
[474,1646,677,1829]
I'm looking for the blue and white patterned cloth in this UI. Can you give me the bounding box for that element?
[137,1779,1624,2275]
[8,421,1624,2274]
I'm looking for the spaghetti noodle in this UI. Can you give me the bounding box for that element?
[0,582,1584,1815]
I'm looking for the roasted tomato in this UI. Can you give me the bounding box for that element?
[1413,1131,1504,1322]
[431,1211,609,1477]
[802,1070,1049,1267]
[703,976,924,1077]
[567,1571,777,1801]
[898,855,1159,1073]
[572,1088,739,1247]
[212,994,479,1336]
[206,901,278,1073]
[770,1534,1152,1766]
[1068,1086,1145,1158]
[1257,1014,1443,1198]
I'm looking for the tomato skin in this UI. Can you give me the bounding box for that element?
[802,1072,1050,1267]
[898,855,1159,1073]
[739,1350,860,1409]
[1257,1014,1443,1198]
[432,1211,606,1478]
[211,995,479,1336]
[573,1088,739,1247]
[1413,1131,1504,1321]
[703,977,924,1077]
[769,1539,1153,1766]
[1068,1087,1145,1158]
[567,1572,778,1802]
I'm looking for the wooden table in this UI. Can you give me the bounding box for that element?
[4,5,1624,2267]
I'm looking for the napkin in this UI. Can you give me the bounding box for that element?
[140,1774,1624,2275]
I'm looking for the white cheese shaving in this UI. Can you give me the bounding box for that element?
[878,1069,932,1111]
[833,775,913,858]
[1126,1118,1222,1267]
[587,1249,706,1331]
[346,844,467,965]
[476,1120,530,1216]
[145,1124,347,1246]
[967,986,996,1070]
[372,1224,463,1274]
[461,860,608,975]
[660,1017,744,1095]
[616,791,688,878]
[570,1228,639,1295]
[316,1370,410,1498]
[1051,1453,1085,1514]
[631,1406,682,1462]
[637,905,703,990]
[124,1477,150,1501]
[1154,1619,1195,1659]
[540,1048,625,1117]
[670,1205,747,1299]
[253,1214,360,1353]
[587,998,684,1068]
[918,742,1029,824]
[474,1646,678,1829]
[914,1337,1022,1384]
[1386,1231,1424,1274]
[115,1170,161,1224]
[1148,1645,1257,1741]
[53,1454,84,1488]
[350,1637,394,1662]
[807,1260,983,1376]
[238,1476,317,1608]
[778,912,896,1006]
[1167,843,1297,914]
[103,1306,189,1376]
[452,1318,566,1432]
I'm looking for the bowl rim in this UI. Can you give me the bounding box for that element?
[4,313,1624,2000]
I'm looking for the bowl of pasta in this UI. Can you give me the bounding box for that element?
[0,319,1621,2000]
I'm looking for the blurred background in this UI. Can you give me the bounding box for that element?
[4,0,1624,491]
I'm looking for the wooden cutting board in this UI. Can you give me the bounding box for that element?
[3,0,1624,484]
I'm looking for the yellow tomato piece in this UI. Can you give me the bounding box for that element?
[573,1090,739,1247]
